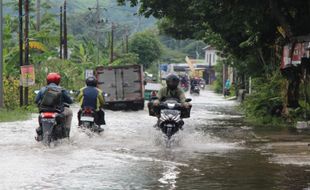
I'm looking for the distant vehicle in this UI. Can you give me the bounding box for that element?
[199,79,206,90]
[190,85,200,95]
[190,78,200,95]
[144,82,161,101]
[96,65,145,111]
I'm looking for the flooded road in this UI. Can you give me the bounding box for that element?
[1,88,310,190]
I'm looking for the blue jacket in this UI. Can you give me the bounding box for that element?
[77,86,105,111]
[35,83,73,112]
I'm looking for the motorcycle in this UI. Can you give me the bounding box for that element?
[190,85,200,95]
[34,88,72,146]
[79,107,103,134]
[224,88,230,97]
[199,80,206,90]
[38,109,69,146]
[150,98,192,147]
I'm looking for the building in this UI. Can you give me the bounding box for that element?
[203,45,218,67]
[202,45,219,84]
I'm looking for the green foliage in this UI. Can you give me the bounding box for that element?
[294,77,310,121]
[119,0,310,77]
[0,109,31,122]
[70,41,96,66]
[181,41,206,59]
[241,71,287,126]
[112,53,139,66]
[160,45,186,63]
[35,59,85,91]
[146,62,159,80]
[3,78,20,109]
[213,60,223,94]
[129,31,162,68]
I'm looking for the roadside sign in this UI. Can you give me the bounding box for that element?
[85,69,94,79]
[291,43,304,65]
[21,65,35,87]
[281,44,292,69]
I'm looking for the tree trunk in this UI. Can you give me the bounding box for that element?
[269,0,293,40]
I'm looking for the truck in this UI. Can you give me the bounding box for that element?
[96,64,145,111]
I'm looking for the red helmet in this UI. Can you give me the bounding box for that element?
[46,73,61,85]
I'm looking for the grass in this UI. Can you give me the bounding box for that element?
[0,109,32,122]
[243,115,291,128]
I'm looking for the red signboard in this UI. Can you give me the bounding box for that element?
[21,65,35,87]
[291,43,305,65]
[281,42,310,69]
[281,44,292,69]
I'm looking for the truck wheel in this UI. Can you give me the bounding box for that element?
[132,102,144,111]
[137,102,144,110]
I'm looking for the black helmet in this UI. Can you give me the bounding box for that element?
[86,76,97,87]
[166,74,180,90]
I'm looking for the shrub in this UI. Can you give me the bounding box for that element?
[241,71,287,126]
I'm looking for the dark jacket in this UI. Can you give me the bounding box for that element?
[35,83,73,112]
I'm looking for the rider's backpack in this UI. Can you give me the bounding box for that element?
[39,87,62,112]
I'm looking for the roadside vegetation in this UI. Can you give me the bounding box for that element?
[0,109,32,122]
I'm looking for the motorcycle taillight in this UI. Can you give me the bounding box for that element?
[41,112,56,118]
[84,108,93,114]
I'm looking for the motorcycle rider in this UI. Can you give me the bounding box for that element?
[190,77,199,90]
[224,79,231,97]
[154,73,191,108]
[77,76,105,131]
[35,72,73,141]
[180,74,189,91]
[154,74,188,105]
[152,74,191,128]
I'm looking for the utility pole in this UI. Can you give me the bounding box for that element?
[0,0,3,108]
[89,0,107,65]
[18,0,23,107]
[122,37,125,53]
[125,26,129,53]
[63,0,68,59]
[110,22,115,64]
[36,0,40,31]
[222,64,226,95]
[95,0,100,65]
[59,6,63,59]
[24,0,29,106]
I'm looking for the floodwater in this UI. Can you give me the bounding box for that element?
[1,88,310,190]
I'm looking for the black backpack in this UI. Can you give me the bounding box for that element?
[39,87,62,112]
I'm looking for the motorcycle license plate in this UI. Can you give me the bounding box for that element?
[81,116,94,122]
[41,118,55,123]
